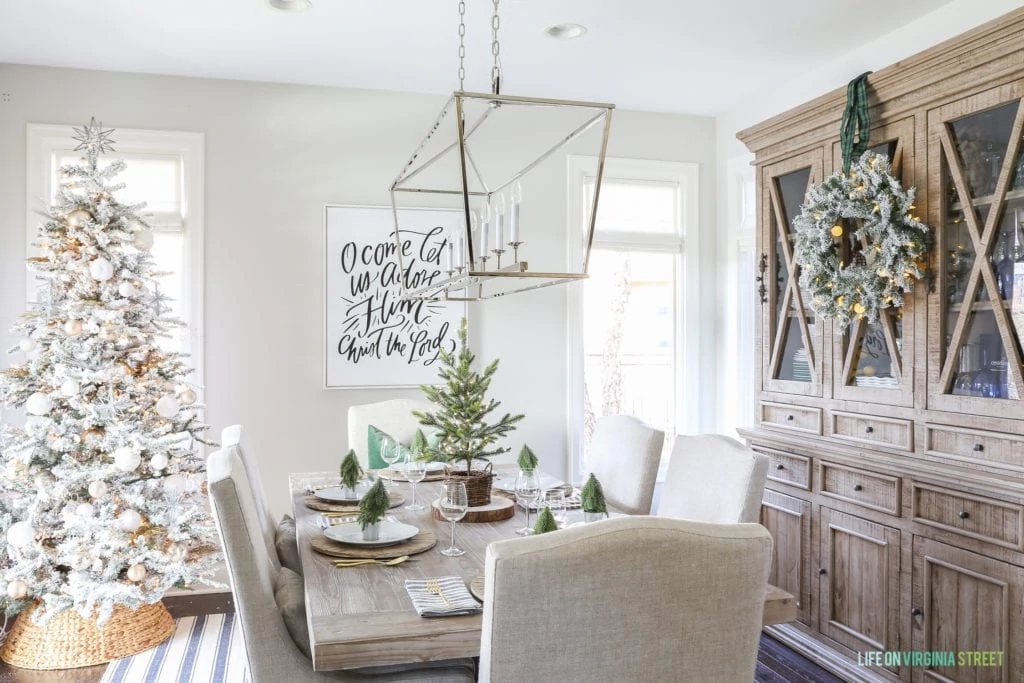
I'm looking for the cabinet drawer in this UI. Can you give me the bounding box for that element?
[912,483,1024,550]
[759,402,822,435]
[830,411,913,451]
[925,424,1024,473]
[755,447,811,490]
[820,462,900,515]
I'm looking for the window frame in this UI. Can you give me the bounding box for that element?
[566,156,700,484]
[25,123,206,392]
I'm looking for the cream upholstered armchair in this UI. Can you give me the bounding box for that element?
[206,448,475,682]
[347,399,433,469]
[658,433,769,523]
[584,415,664,514]
[479,516,772,682]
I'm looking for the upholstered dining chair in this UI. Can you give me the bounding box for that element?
[206,448,476,682]
[584,414,664,515]
[658,433,769,523]
[221,424,301,574]
[347,399,434,470]
[479,516,772,682]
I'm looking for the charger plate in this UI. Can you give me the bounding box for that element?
[305,492,404,513]
[310,530,437,560]
[469,576,485,602]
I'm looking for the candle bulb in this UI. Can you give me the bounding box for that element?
[445,238,453,272]
[480,203,491,254]
[456,236,464,270]
[510,180,522,244]
[495,193,505,249]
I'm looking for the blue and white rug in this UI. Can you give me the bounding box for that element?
[101,613,249,682]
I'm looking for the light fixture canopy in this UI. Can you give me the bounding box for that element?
[390,2,613,301]
[267,0,312,11]
[544,23,588,39]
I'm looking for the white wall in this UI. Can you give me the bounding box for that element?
[0,63,716,519]
[712,0,1023,435]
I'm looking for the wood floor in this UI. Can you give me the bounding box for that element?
[0,593,842,682]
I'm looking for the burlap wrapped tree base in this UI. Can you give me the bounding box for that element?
[0,600,175,670]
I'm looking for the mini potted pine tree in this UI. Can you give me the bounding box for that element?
[357,479,390,541]
[533,506,558,535]
[517,444,539,471]
[339,449,362,499]
[581,473,609,523]
[414,318,524,507]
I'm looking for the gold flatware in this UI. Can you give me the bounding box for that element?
[332,556,410,567]
[426,579,453,608]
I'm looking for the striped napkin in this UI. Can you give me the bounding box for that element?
[405,577,482,618]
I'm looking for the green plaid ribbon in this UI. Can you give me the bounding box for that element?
[840,72,873,173]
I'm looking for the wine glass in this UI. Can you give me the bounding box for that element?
[540,489,567,528]
[405,454,427,511]
[514,469,541,536]
[379,437,400,487]
[439,482,468,557]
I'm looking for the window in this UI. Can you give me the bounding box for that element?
[27,125,205,384]
[567,157,699,483]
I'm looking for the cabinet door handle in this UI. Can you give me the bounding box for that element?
[776,463,785,470]
[853,484,863,492]
[911,607,922,617]
[959,511,970,520]
[864,426,874,434]
[786,414,794,421]
[973,443,984,452]
[818,568,827,576]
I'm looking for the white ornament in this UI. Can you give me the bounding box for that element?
[63,319,83,336]
[149,453,169,471]
[113,446,141,472]
[167,544,188,562]
[163,474,186,498]
[89,257,114,282]
[88,480,108,498]
[178,389,197,406]
[60,379,80,397]
[155,395,179,419]
[66,208,93,228]
[75,502,94,519]
[133,229,154,251]
[117,281,134,298]
[126,563,147,582]
[7,521,36,549]
[18,338,37,353]
[6,580,28,600]
[117,509,142,532]
[25,392,52,416]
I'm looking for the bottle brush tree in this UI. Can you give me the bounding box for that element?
[339,449,362,492]
[357,479,390,530]
[517,444,538,471]
[533,506,558,535]
[581,473,608,516]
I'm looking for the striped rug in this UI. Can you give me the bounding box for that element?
[101,613,249,682]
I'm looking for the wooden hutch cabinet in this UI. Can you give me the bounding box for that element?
[739,9,1024,682]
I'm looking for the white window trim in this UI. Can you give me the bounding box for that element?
[565,156,701,485]
[25,124,206,393]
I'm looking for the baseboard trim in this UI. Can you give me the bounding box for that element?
[764,625,895,683]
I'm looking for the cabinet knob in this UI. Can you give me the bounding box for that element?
[818,568,827,576]
[853,484,863,492]
[786,414,794,421]
[776,463,785,470]
[864,426,874,434]
[973,443,984,452]
[959,511,970,520]
[911,607,922,617]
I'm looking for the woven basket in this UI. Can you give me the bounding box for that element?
[445,463,494,507]
[1,600,175,670]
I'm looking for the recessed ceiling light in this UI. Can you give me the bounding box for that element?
[268,0,312,11]
[543,23,587,39]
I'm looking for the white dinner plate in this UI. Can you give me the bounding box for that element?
[314,486,364,504]
[323,520,419,547]
[493,473,565,493]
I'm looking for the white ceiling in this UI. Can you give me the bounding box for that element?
[0,0,954,116]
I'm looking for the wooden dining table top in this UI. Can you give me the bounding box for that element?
[289,470,797,672]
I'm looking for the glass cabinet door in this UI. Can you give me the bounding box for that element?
[761,150,824,396]
[928,84,1024,416]
[832,119,917,407]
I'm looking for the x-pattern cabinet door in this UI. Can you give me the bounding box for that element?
[761,150,825,397]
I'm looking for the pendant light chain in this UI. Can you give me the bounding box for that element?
[491,0,502,94]
[457,0,466,91]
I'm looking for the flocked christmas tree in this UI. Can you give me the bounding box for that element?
[0,119,220,625]
[414,317,524,474]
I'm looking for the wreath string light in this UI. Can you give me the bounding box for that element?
[793,150,931,329]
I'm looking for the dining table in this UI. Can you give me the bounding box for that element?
[290,468,798,672]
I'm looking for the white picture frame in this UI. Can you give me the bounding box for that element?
[323,204,466,389]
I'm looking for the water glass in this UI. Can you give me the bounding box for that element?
[540,489,567,528]
[439,482,468,557]
[380,437,400,487]
[404,458,427,511]
[514,469,541,536]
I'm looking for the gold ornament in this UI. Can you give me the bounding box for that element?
[66,209,93,228]
[82,427,104,445]
[830,225,844,237]
[178,389,197,406]
[6,580,28,600]
[126,564,147,582]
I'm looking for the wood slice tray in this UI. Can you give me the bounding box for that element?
[310,530,436,560]
[373,469,447,483]
[304,492,404,513]
[431,496,514,523]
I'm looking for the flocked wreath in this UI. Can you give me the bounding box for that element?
[793,151,930,329]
